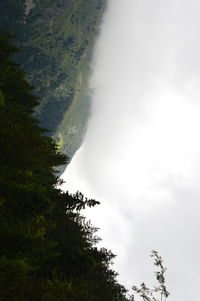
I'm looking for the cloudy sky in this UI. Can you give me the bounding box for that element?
[62,1,200,300]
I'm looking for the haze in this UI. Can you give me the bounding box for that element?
[62,1,200,300]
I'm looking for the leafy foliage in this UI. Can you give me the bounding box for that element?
[132,251,170,301]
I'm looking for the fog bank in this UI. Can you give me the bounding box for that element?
[62,1,200,300]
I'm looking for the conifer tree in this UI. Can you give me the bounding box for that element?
[0,30,129,300]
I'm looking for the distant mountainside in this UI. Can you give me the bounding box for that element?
[0,0,105,172]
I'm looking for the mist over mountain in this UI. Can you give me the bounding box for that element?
[62,1,200,300]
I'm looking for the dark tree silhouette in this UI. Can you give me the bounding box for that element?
[132,251,170,301]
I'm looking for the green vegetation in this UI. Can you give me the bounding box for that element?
[132,251,170,301]
[0,30,129,301]
[0,0,105,172]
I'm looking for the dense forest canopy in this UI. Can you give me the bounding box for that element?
[0,30,130,300]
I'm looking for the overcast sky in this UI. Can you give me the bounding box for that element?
[62,1,200,300]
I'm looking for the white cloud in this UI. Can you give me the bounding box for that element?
[62,1,200,300]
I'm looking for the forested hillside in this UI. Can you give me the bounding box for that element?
[0,31,130,301]
[0,0,105,172]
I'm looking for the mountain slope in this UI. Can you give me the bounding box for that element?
[0,0,105,171]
